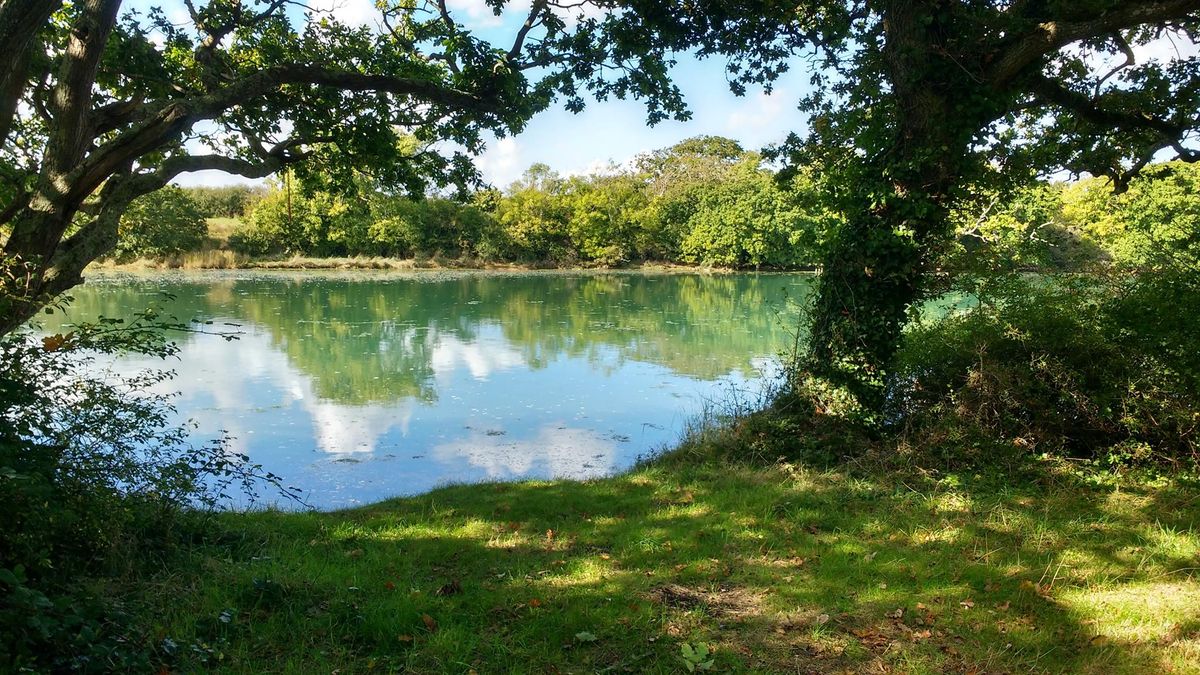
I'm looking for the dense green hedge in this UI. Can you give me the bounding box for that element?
[222,137,839,266]
[114,138,1200,272]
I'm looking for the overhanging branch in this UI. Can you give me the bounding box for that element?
[990,0,1200,85]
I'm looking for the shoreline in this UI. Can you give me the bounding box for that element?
[88,253,821,275]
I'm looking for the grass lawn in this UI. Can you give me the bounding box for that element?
[206,217,244,245]
[138,455,1200,674]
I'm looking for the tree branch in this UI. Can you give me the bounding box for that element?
[990,0,1200,85]
[1027,73,1189,139]
[0,0,61,145]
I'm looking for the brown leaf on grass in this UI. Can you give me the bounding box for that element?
[997,601,1011,611]
[421,614,438,632]
[960,599,975,609]
[889,608,904,619]
[529,598,543,608]
[397,634,414,643]
[384,581,396,591]
[436,580,462,596]
[1020,579,1053,597]
[545,529,556,542]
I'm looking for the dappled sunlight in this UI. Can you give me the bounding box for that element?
[139,463,1200,673]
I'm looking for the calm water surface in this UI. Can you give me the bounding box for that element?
[49,270,812,508]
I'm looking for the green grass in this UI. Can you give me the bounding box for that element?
[206,217,244,244]
[135,456,1200,673]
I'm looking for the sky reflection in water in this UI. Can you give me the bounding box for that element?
[48,271,812,508]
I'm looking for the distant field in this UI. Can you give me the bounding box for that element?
[206,217,243,244]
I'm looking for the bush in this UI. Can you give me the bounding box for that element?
[183,185,263,219]
[0,308,296,670]
[888,272,1200,470]
[114,187,208,260]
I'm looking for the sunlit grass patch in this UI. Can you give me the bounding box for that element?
[131,462,1200,673]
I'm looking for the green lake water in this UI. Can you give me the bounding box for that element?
[45,270,812,508]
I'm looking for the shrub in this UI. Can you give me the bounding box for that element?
[114,187,208,260]
[0,308,296,670]
[888,272,1200,470]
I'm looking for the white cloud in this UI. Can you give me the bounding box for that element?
[475,136,524,188]
[309,400,412,454]
[726,90,789,147]
[172,170,264,188]
[564,155,638,178]
[446,0,514,29]
[308,0,381,29]
[430,328,526,382]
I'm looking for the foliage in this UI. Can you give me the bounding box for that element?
[1061,162,1200,271]
[0,306,298,670]
[230,177,372,257]
[183,185,264,219]
[600,0,1200,406]
[113,186,209,261]
[679,161,834,268]
[889,272,1200,470]
[0,0,692,333]
[216,136,839,268]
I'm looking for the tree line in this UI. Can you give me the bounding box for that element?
[121,140,1200,276]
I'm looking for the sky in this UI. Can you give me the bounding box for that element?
[161,0,813,189]
[155,0,1196,189]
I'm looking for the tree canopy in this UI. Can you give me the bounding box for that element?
[3,0,1200,405]
[606,0,1200,405]
[0,0,689,333]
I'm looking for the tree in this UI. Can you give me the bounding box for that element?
[0,0,688,334]
[114,185,207,260]
[614,0,1200,407]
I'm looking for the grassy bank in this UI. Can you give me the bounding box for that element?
[134,453,1200,674]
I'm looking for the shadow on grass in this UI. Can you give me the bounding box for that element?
[150,461,1200,673]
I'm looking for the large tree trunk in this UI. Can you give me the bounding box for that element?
[803,2,985,411]
[804,150,958,410]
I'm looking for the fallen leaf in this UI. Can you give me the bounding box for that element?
[397,634,414,643]
[997,601,1010,611]
[384,581,396,591]
[960,599,975,609]
[529,598,543,608]
[421,614,438,632]
[575,631,598,643]
[889,608,904,619]
[816,613,830,625]
[435,580,462,596]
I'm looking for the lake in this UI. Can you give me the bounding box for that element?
[43,270,812,508]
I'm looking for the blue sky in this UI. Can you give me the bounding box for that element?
[152,0,1194,188]
[152,0,811,188]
